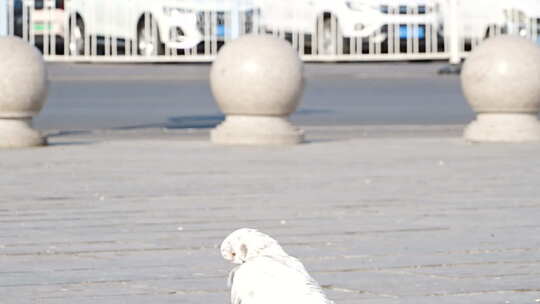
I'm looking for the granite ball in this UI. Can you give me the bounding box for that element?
[461,35,540,113]
[210,35,304,116]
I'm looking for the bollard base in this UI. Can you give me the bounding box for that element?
[464,113,540,143]
[211,115,304,145]
[0,118,47,148]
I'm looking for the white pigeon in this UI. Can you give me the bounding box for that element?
[220,228,334,304]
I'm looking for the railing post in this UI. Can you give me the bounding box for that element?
[230,0,240,39]
[448,0,460,65]
[0,0,7,36]
[438,0,461,74]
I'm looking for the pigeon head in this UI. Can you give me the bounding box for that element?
[220,228,287,264]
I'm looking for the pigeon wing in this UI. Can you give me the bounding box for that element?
[230,255,330,304]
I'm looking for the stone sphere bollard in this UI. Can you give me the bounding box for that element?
[461,35,540,142]
[0,36,48,147]
[210,35,304,145]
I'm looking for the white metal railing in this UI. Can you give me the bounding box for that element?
[0,0,7,36]
[3,0,540,63]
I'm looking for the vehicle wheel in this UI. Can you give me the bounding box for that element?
[319,16,339,55]
[502,9,527,36]
[68,18,85,56]
[485,25,504,39]
[137,16,164,56]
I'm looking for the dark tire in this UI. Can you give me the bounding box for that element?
[137,15,164,56]
[68,17,85,55]
[319,16,338,55]
[316,15,349,56]
[485,25,504,39]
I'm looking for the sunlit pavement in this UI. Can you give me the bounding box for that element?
[1,63,539,304]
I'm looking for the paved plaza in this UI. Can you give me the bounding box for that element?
[1,63,540,304]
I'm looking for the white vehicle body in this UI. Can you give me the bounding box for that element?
[20,0,65,39]
[31,9,65,38]
[67,0,258,54]
[258,0,440,41]
[442,0,540,41]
